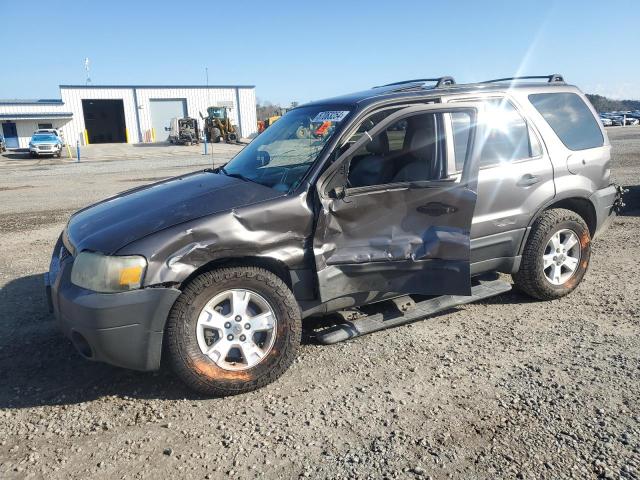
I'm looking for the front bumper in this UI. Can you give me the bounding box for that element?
[30,146,61,155]
[46,252,181,371]
[589,184,622,239]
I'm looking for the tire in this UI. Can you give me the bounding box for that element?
[56,151,61,158]
[166,267,301,396]
[211,128,222,143]
[513,208,591,300]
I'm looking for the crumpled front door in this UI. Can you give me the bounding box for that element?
[313,103,481,303]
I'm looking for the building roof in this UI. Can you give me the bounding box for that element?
[0,112,73,119]
[59,84,255,89]
[0,99,64,105]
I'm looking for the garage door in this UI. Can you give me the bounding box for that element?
[149,99,187,142]
[82,99,127,144]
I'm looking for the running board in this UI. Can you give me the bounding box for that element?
[315,280,512,345]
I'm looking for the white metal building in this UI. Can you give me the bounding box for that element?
[0,100,73,148]
[0,84,257,148]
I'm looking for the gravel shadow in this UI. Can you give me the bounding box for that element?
[621,184,639,216]
[132,142,171,147]
[1,150,32,160]
[0,274,201,409]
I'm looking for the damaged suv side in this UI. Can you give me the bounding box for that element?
[47,74,621,396]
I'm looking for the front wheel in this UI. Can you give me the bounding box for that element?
[166,267,301,396]
[513,208,591,300]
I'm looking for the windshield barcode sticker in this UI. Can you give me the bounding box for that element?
[312,111,350,123]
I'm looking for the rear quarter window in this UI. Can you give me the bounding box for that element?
[528,92,604,151]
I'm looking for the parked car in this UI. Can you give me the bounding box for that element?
[34,128,65,145]
[35,128,60,135]
[609,116,624,126]
[0,134,6,152]
[600,116,613,127]
[29,133,63,158]
[46,74,622,396]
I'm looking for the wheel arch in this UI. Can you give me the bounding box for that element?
[178,256,294,293]
[543,197,597,236]
[518,195,597,256]
[530,195,597,236]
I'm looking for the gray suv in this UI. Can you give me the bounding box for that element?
[46,74,622,396]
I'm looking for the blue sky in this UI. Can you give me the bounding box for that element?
[2,0,638,104]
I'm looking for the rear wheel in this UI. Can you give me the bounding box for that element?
[514,208,590,300]
[166,267,301,396]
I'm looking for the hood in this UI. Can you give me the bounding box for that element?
[66,171,283,254]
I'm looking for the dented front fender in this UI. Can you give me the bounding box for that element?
[116,192,315,287]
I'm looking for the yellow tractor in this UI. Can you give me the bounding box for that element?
[202,106,241,143]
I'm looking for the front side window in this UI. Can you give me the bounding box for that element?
[528,92,604,151]
[451,98,541,170]
[222,106,350,192]
[345,111,455,188]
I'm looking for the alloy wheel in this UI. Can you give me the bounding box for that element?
[195,289,277,371]
[543,229,581,285]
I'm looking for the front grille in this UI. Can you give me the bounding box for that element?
[38,145,53,150]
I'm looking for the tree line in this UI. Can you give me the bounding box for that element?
[586,94,640,112]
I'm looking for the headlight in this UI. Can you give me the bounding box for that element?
[71,251,147,293]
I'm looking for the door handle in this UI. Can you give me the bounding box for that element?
[517,174,540,187]
[417,202,458,216]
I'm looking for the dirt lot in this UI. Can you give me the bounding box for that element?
[0,130,638,479]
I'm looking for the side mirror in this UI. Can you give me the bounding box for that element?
[257,151,271,166]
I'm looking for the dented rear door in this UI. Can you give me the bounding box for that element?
[313,104,480,303]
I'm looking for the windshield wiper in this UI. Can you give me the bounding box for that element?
[220,166,251,182]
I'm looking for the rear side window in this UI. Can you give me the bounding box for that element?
[451,98,542,170]
[478,99,538,166]
[528,93,604,151]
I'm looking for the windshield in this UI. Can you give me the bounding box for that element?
[32,135,57,142]
[222,106,350,192]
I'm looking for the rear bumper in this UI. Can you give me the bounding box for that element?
[47,259,181,371]
[589,184,620,239]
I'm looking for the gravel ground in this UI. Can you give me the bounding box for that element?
[0,129,638,479]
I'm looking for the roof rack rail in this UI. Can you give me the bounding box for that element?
[373,76,456,89]
[480,74,565,84]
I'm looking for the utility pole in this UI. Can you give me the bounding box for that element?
[84,58,91,85]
